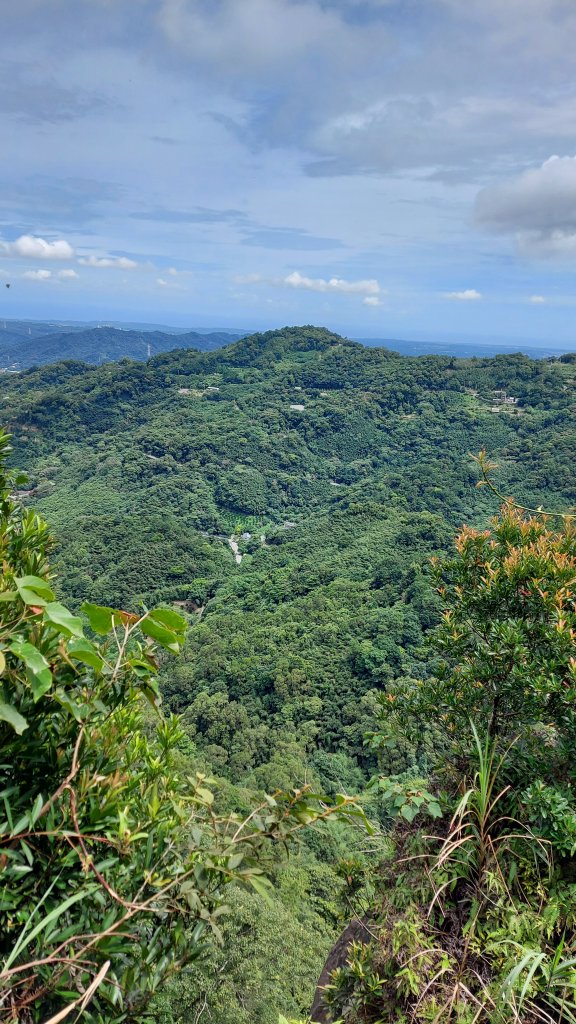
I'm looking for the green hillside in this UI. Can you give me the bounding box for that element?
[2,325,576,1023]
[2,323,574,779]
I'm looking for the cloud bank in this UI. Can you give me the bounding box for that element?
[282,271,381,296]
[237,270,383,301]
[476,155,576,257]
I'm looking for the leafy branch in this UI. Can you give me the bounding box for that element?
[473,449,576,519]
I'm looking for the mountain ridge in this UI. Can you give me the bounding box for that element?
[2,318,575,370]
[0,324,243,370]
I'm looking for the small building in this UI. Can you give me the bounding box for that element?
[492,389,518,405]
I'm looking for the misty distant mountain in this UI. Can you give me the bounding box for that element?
[0,324,243,370]
[0,320,91,347]
[356,337,574,359]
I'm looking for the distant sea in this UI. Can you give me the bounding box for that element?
[355,337,575,359]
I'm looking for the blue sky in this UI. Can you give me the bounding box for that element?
[2,0,576,345]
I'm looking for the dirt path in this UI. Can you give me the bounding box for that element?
[228,536,242,564]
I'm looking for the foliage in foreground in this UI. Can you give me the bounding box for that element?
[0,431,360,1024]
[322,501,576,1023]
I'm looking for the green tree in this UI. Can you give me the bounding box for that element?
[378,503,576,768]
[0,432,358,1023]
[327,503,576,1024]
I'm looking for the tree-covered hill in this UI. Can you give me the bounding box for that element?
[0,324,241,369]
[3,324,574,786]
[2,324,576,1023]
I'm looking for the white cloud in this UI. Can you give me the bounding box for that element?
[236,269,383,301]
[521,230,576,258]
[23,268,79,282]
[0,234,74,259]
[158,0,353,77]
[444,289,482,301]
[78,255,139,268]
[476,156,576,232]
[282,270,381,296]
[475,155,576,257]
[23,269,52,280]
[529,294,546,303]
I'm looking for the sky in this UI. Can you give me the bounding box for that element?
[2,0,576,345]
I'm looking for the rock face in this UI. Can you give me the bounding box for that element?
[310,917,372,1023]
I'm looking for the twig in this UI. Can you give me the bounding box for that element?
[474,451,576,520]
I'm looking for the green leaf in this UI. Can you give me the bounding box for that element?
[52,691,84,721]
[0,591,18,603]
[0,652,4,675]
[9,641,50,677]
[4,888,94,969]
[247,874,273,902]
[196,787,214,805]
[10,864,33,876]
[67,638,103,671]
[428,802,443,818]
[43,602,84,638]
[11,814,30,837]
[400,804,417,822]
[15,575,55,607]
[81,602,114,635]
[0,702,28,734]
[139,614,181,653]
[147,607,187,633]
[19,840,34,866]
[30,794,44,825]
[29,672,52,701]
[9,642,52,701]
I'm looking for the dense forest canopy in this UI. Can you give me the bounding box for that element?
[1,324,575,1023]
[0,429,361,1022]
[3,327,575,780]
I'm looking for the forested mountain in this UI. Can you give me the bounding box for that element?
[0,321,239,370]
[4,326,575,769]
[2,325,576,1023]
[0,323,241,369]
